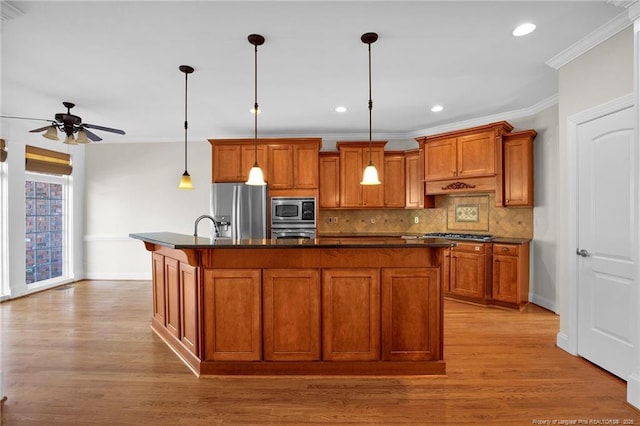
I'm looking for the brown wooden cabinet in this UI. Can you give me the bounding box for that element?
[319,152,340,208]
[503,130,537,207]
[449,242,491,302]
[179,262,199,356]
[337,141,386,208]
[202,269,262,361]
[263,269,321,361]
[492,242,530,309]
[382,268,441,361]
[416,121,513,199]
[383,152,405,208]
[150,251,199,357]
[322,268,381,361]
[210,138,320,189]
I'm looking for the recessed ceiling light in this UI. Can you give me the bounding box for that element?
[430,105,444,112]
[335,106,347,113]
[513,23,536,37]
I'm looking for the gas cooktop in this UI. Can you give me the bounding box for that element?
[423,232,495,242]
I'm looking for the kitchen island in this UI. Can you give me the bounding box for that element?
[130,232,454,376]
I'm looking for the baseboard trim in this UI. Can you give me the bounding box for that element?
[556,331,577,355]
[628,373,640,410]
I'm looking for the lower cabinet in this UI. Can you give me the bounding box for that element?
[382,268,441,361]
[263,269,321,361]
[202,269,262,361]
[449,242,490,301]
[492,242,530,309]
[151,252,200,357]
[322,269,380,361]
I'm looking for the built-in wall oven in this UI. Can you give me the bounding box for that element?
[270,197,317,239]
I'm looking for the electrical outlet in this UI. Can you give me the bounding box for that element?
[370,217,376,224]
[414,216,419,224]
[328,217,333,223]
[333,216,338,224]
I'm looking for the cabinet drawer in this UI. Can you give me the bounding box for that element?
[493,244,518,256]
[453,242,486,254]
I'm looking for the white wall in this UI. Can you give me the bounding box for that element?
[556,26,634,345]
[510,105,559,312]
[83,139,210,279]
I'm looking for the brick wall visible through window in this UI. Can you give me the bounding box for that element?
[25,180,64,284]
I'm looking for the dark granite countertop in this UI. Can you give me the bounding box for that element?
[319,232,531,244]
[130,232,456,249]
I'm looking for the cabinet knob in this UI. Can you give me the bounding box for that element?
[502,247,509,253]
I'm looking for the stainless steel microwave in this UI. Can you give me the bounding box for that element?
[271,197,316,227]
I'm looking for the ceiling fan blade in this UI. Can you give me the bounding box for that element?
[0,115,53,123]
[81,127,102,142]
[83,123,126,135]
[29,125,54,133]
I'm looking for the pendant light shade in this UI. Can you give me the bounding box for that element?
[178,65,194,190]
[246,33,267,186]
[360,32,381,186]
[76,129,90,144]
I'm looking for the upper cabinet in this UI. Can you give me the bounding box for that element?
[503,130,537,207]
[319,152,340,208]
[209,138,321,191]
[383,152,405,208]
[338,141,386,208]
[417,122,513,197]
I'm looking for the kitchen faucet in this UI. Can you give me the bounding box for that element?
[194,214,216,237]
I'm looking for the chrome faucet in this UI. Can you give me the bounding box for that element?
[194,214,216,237]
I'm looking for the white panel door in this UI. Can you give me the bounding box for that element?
[576,105,635,380]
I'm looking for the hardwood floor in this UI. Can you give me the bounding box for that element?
[1,280,637,425]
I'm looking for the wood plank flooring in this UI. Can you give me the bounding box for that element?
[1,280,637,425]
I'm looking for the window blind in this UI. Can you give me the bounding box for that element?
[25,145,72,175]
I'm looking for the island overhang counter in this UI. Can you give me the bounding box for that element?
[130,232,454,376]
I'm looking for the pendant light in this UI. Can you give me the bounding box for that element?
[178,65,195,189]
[360,32,381,186]
[246,33,267,186]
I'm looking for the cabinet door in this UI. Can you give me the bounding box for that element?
[263,269,320,361]
[322,269,380,361]
[319,153,340,208]
[384,153,405,208]
[268,144,294,189]
[405,151,423,208]
[382,268,441,361]
[457,131,495,178]
[504,134,534,206]
[425,137,456,181]
[165,257,181,339]
[202,269,262,361]
[294,143,319,189]
[339,147,364,207]
[179,263,199,356]
[450,251,486,299]
[362,146,385,207]
[241,144,268,183]
[151,253,166,326]
[213,145,242,182]
[492,254,519,304]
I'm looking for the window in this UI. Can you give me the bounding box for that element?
[25,175,68,285]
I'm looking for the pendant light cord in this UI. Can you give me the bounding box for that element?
[367,41,373,164]
[253,43,259,166]
[184,71,189,172]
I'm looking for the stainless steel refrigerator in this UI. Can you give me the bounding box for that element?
[210,183,268,239]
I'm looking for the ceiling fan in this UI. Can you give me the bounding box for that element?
[0,101,125,144]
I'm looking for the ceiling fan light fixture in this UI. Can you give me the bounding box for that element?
[42,125,59,141]
[63,134,77,145]
[76,129,90,144]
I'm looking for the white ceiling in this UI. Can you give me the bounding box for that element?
[0,1,629,146]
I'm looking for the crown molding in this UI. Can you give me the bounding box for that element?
[1,1,24,22]
[546,9,633,69]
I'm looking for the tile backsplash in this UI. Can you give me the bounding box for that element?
[318,194,533,238]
